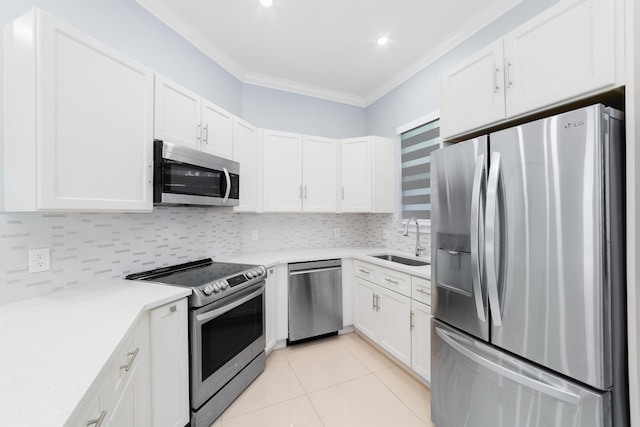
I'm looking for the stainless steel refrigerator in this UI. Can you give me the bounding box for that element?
[430,104,628,427]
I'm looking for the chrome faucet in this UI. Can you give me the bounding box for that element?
[403,217,425,257]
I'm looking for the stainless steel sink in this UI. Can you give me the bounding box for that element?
[370,254,430,267]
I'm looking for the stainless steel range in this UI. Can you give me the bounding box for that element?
[127,258,267,427]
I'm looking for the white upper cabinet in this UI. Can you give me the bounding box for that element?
[263,131,338,213]
[441,40,506,138]
[154,75,234,159]
[340,136,394,213]
[263,130,304,212]
[302,135,338,212]
[154,75,202,150]
[4,9,154,212]
[441,0,623,139]
[201,99,234,159]
[233,117,262,212]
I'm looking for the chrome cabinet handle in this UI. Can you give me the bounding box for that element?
[299,185,303,199]
[470,154,487,322]
[169,305,177,313]
[416,288,430,295]
[485,152,503,326]
[372,293,376,310]
[120,347,140,372]
[197,124,201,142]
[87,410,107,426]
[342,187,345,200]
[375,294,380,311]
[385,278,399,284]
[204,124,209,144]
[410,311,415,329]
[358,269,371,275]
[493,64,500,93]
[505,60,513,88]
[304,185,308,199]
[222,167,231,203]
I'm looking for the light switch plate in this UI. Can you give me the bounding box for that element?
[29,248,50,273]
[251,230,259,241]
[334,228,341,237]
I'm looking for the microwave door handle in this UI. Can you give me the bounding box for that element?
[223,167,231,203]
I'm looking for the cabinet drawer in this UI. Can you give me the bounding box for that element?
[412,277,431,306]
[354,260,378,282]
[111,315,147,396]
[378,267,411,297]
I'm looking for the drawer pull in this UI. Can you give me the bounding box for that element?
[385,278,399,284]
[358,269,371,275]
[87,410,107,426]
[120,347,140,372]
[170,305,177,313]
[416,288,430,294]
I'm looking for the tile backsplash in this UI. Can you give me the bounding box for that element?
[0,210,430,305]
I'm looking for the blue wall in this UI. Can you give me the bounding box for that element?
[243,84,366,138]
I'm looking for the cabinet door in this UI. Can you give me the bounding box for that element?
[372,136,395,213]
[354,278,379,341]
[504,0,617,118]
[265,266,278,352]
[340,137,372,212]
[149,299,190,427]
[440,39,505,140]
[34,11,154,211]
[303,135,338,212]
[263,130,303,212]
[378,288,412,366]
[154,74,202,150]
[233,117,262,212]
[201,99,234,159]
[411,300,432,383]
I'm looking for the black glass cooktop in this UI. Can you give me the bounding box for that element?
[126,258,258,288]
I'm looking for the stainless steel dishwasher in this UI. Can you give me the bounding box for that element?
[288,259,343,344]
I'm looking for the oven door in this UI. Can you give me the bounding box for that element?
[191,282,265,410]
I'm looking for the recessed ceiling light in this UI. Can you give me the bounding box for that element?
[260,0,273,7]
[377,36,389,46]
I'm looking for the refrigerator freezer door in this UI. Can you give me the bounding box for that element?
[431,136,489,341]
[487,104,614,390]
[431,319,611,427]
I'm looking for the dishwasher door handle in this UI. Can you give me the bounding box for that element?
[289,266,342,276]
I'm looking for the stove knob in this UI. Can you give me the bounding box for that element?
[203,284,215,295]
[220,280,228,290]
[213,283,221,293]
[246,271,254,279]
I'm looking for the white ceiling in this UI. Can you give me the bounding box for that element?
[135,0,523,107]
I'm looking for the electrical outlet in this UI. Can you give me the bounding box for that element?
[334,228,341,238]
[382,229,391,240]
[29,248,50,273]
[251,230,259,241]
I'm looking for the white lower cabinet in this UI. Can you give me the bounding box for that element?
[265,266,278,352]
[353,259,432,382]
[71,298,189,427]
[149,299,190,427]
[354,277,412,366]
[411,300,432,383]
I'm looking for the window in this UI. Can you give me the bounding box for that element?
[399,113,440,223]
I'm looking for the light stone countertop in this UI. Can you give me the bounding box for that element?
[217,247,432,279]
[0,279,190,427]
[0,247,428,427]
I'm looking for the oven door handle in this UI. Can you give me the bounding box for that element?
[196,285,264,324]
[222,167,231,203]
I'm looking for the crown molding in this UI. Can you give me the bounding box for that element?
[135,0,523,108]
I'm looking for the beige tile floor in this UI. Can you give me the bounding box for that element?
[210,332,435,427]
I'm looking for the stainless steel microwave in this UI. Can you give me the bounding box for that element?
[153,140,239,207]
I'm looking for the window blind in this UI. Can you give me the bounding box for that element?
[401,118,440,221]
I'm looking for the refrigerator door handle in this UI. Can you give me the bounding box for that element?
[485,152,503,326]
[436,327,581,405]
[470,154,486,322]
